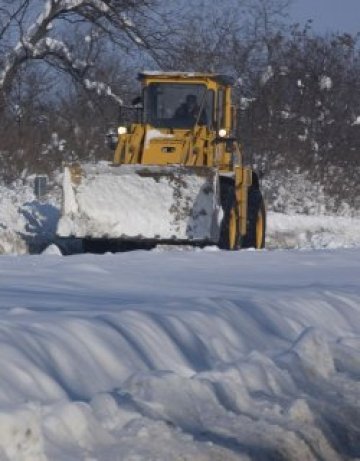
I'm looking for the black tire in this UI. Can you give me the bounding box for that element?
[218,179,240,250]
[242,187,266,249]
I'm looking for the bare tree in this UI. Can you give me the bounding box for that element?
[0,0,167,111]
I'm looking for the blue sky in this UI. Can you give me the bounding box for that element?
[290,0,360,34]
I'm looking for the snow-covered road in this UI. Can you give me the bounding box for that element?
[0,248,359,460]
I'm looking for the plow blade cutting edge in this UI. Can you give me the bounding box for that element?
[56,163,223,243]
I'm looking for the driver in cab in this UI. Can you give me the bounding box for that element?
[174,94,207,125]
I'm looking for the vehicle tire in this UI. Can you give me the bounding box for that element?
[218,179,240,250]
[242,187,266,249]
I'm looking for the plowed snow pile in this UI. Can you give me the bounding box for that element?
[57,164,222,241]
[0,249,359,460]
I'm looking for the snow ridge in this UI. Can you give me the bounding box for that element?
[0,250,359,460]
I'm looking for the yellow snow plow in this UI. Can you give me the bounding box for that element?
[57,72,266,250]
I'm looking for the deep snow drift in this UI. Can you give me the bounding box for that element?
[0,249,359,460]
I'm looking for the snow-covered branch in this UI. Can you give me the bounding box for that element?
[0,0,161,105]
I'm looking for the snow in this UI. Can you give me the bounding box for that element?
[141,71,200,77]
[319,75,332,90]
[0,182,59,255]
[1,175,360,458]
[260,65,274,86]
[84,79,123,105]
[239,97,255,110]
[120,12,135,28]
[353,115,360,126]
[144,129,174,147]
[298,128,309,142]
[0,248,359,460]
[41,243,63,256]
[267,211,360,249]
[57,164,222,242]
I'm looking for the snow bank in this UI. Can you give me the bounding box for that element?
[0,249,359,459]
[267,211,360,249]
[0,182,59,255]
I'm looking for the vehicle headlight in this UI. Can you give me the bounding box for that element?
[118,126,127,135]
[218,129,227,138]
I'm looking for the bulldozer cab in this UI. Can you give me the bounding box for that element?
[113,72,238,169]
[139,72,234,136]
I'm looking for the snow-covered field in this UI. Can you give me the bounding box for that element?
[1,181,360,460]
[0,249,359,460]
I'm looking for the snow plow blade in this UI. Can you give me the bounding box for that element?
[56,163,222,243]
